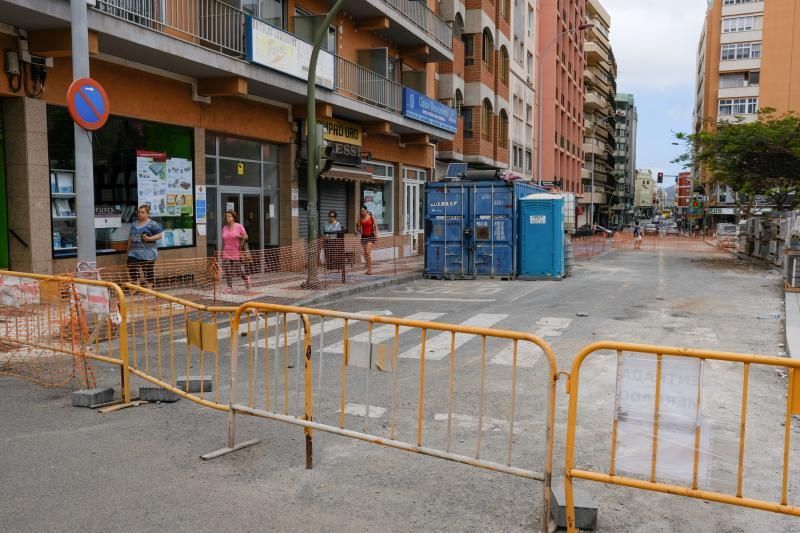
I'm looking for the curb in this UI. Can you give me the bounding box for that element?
[293,271,423,308]
[786,292,800,360]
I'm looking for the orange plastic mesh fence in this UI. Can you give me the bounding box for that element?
[0,274,125,389]
[103,236,422,310]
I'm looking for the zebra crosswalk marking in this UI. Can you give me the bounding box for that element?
[398,314,508,361]
[490,317,570,368]
[323,312,445,354]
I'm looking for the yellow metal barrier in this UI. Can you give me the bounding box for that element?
[123,283,240,412]
[0,271,130,403]
[224,303,559,530]
[564,341,800,532]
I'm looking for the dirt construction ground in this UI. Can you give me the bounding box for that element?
[2,246,799,532]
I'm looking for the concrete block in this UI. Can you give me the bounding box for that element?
[176,375,213,393]
[72,387,115,407]
[139,387,181,403]
[550,482,597,531]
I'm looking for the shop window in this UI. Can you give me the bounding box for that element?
[46,105,195,258]
[362,160,394,233]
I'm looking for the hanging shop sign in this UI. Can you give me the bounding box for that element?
[319,118,362,146]
[67,77,110,131]
[245,16,335,90]
[402,87,458,133]
[331,142,362,167]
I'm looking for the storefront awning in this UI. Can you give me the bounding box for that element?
[321,165,375,183]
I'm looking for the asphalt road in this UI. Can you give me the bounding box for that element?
[2,247,798,532]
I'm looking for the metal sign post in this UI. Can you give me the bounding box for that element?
[70,0,97,261]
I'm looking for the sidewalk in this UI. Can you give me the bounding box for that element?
[166,254,423,308]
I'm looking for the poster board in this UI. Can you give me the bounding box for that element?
[136,151,193,218]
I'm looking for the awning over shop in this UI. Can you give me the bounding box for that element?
[321,165,375,183]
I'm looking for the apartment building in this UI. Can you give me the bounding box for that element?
[536,0,587,193]
[694,0,800,222]
[634,169,655,220]
[508,0,537,179]
[614,92,637,225]
[0,0,456,273]
[436,0,513,176]
[580,0,616,227]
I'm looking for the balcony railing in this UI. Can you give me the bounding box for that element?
[95,0,246,57]
[93,0,409,117]
[381,0,453,51]
[336,56,403,114]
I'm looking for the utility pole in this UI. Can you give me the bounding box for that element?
[304,0,346,288]
[71,0,96,262]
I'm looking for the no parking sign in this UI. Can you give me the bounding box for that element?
[67,77,109,131]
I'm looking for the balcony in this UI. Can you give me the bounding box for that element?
[354,0,454,60]
[74,0,454,135]
[584,91,604,111]
[584,41,608,65]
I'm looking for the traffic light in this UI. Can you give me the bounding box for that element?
[314,123,334,173]
[657,172,664,183]
[319,144,334,173]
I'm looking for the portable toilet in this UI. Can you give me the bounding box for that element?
[518,194,565,280]
[424,178,546,279]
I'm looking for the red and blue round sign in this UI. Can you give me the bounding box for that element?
[67,77,110,131]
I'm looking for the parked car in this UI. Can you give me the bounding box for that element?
[666,224,680,236]
[643,223,659,235]
[575,224,614,237]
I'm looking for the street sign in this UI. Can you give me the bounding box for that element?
[66,77,109,131]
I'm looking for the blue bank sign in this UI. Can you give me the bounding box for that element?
[402,88,458,133]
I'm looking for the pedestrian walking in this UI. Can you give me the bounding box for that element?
[357,204,378,275]
[633,221,642,250]
[221,211,251,291]
[127,205,163,288]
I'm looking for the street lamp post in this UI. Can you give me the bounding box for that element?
[536,23,593,185]
[589,112,621,226]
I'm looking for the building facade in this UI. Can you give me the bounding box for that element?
[436,0,512,177]
[580,0,616,227]
[614,93,637,226]
[0,0,457,273]
[694,0,800,221]
[634,169,655,220]
[536,0,587,193]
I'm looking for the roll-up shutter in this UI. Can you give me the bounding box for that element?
[319,180,348,233]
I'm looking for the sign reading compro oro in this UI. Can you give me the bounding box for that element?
[320,118,362,146]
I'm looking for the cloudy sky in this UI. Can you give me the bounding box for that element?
[602,0,709,186]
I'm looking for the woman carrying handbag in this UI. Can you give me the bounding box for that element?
[221,211,251,291]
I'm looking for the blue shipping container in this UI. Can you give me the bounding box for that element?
[424,179,545,279]
[518,195,565,280]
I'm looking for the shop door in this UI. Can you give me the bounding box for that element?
[219,190,262,271]
[404,181,423,255]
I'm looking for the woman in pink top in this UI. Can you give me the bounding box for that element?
[221,211,251,290]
